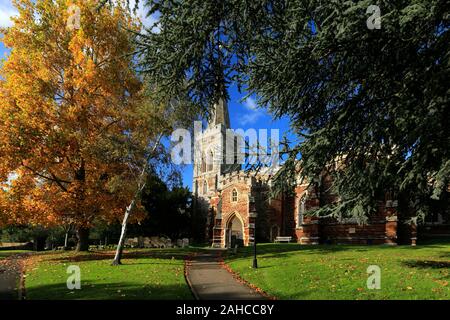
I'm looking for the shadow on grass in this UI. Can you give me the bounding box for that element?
[226,243,368,258]
[45,248,193,263]
[402,260,450,269]
[417,237,450,246]
[25,280,193,300]
[223,241,450,262]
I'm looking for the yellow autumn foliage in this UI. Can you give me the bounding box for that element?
[0,0,149,229]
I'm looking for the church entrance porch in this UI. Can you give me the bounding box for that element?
[225,213,244,248]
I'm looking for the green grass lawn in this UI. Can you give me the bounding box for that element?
[0,250,31,260]
[24,248,194,300]
[225,243,450,300]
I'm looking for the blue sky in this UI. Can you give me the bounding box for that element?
[0,42,6,55]
[0,1,295,190]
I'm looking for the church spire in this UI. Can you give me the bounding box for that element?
[209,98,230,128]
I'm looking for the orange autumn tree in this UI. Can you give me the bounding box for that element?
[0,0,149,250]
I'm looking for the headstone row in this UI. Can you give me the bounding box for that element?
[124,237,189,248]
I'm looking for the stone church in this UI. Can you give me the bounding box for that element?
[193,100,449,248]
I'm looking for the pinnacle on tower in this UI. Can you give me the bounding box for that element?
[208,98,230,129]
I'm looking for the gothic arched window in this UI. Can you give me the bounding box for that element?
[207,151,214,172]
[232,189,238,202]
[194,180,198,196]
[234,136,238,164]
[203,180,208,194]
[297,198,305,227]
[201,154,206,173]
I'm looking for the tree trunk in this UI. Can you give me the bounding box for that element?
[112,134,162,266]
[112,199,136,265]
[112,166,148,265]
[76,227,90,252]
[64,229,70,250]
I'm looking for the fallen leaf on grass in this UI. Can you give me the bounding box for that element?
[434,280,448,287]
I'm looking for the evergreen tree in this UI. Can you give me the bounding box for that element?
[134,0,449,222]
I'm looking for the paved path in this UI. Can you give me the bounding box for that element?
[186,250,265,300]
[0,258,21,300]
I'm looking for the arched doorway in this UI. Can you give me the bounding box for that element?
[225,213,244,248]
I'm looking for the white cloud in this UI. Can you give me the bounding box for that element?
[244,97,258,111]
[0,2,18,28]
[129,0,160,33]
[239,97,264,126]
[239,112,261,126]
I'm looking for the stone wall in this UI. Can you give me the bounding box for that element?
[202,171,448,247]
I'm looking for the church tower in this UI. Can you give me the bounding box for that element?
[193,98,238,200]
